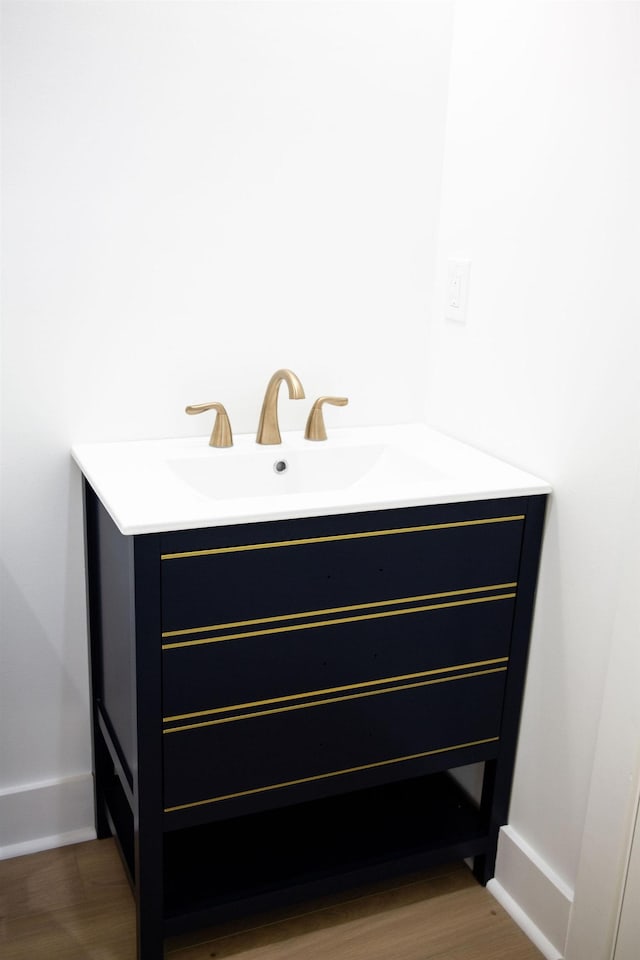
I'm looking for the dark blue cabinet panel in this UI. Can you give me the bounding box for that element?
[163,669,508,815]
[160,501,525,634]
[161,595,516,719]
[82,487,547,960]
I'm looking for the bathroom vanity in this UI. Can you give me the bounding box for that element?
[73,424,550,959]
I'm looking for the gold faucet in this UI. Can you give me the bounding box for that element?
[256,369,305,444]
[304,396,349,441]
[185,401,233,447]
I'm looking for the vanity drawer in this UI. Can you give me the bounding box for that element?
[159,501,525,637]
[162,666,507,816]
[162,590,516,719]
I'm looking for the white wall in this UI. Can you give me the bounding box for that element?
[428,2,640,956]
[0,0,454,855]
[4,5,640,956]
[566,458,640,960]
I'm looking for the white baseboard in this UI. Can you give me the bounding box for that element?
[0,774,96,860]
[489,878,564,960]
[489,824,574,960]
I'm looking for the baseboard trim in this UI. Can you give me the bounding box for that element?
[0,827,97,861]
[489,824,573,960]
[0,774,96,861]
[489,878,564,960]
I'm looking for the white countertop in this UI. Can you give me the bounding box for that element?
[71,423,551,535]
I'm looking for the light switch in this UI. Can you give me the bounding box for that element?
[445,259,471,323]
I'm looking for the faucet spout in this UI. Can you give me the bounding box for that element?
[256,368,305,444]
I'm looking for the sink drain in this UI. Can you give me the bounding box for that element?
[273,459,289,475]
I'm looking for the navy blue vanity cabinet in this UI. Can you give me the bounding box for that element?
[82,485,547,960]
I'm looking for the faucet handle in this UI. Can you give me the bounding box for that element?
[304,396,349,441]
[185,402,233,448]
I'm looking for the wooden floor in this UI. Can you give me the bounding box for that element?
[0,838,543,960]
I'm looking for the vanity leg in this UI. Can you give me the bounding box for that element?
[133,535,165,959]
[134,825,165,959]
[92,723,113,839]
[82,479,112,840]
[473,759,499,885]
[474,497,548,887]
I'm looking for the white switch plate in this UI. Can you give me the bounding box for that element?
[445,259,471,323]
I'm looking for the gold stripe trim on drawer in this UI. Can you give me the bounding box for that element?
[163,665,508,733]
[160,515,525,560]
[163,656,509,724]
[161,582,518,640]
[161,591,516,651]
[163,736,501,813]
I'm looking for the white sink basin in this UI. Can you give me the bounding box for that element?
[71,424,551,534]
[165,440,444,500]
